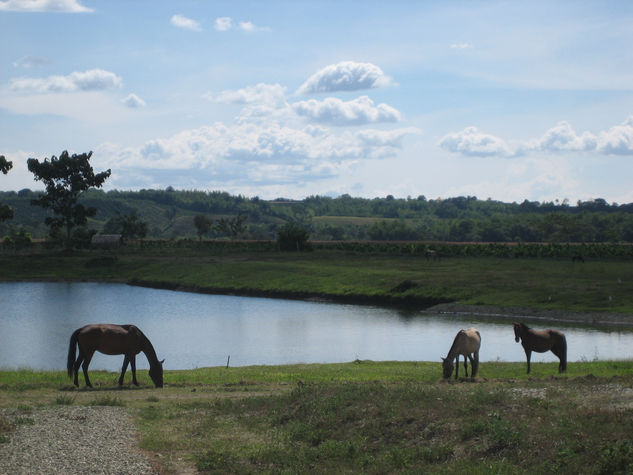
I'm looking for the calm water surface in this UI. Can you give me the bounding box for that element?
[0,282,632,371]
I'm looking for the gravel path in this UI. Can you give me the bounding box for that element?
[0,406,158,475]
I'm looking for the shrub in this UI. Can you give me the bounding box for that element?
[71,227,97,249]
[2,227,32,251]
[277,221,312,251]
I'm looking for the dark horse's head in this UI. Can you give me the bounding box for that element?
[149,359,165,388]
[441,357,453,379]
[513,322,525,343]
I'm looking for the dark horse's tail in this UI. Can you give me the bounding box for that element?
[559,333,568,372]
[67,328,81,378]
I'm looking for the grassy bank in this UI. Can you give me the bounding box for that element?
[1,247,633,318]
[3,361,633,473]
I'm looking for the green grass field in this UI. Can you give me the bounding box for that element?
[1,248,633,315]
[2,361,633,473]
[2,248,633,472]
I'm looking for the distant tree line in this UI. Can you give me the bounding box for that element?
[2,151,633,247]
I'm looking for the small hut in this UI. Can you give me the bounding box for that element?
[91,234,122,249]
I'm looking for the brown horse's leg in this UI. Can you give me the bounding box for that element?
[472,352,479,377]
[454,356,459,379]
[463,355,469,377]
[130,355,139,386]
[81,351,95,388]
[119,356,130,386]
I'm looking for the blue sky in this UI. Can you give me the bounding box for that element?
[1,0,633,203]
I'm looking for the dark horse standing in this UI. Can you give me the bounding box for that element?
[67,324,164,388]
[513,322,567,374]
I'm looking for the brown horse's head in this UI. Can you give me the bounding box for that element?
[149,359,164,388]
[513,322,522,343]
[441,357,453,379]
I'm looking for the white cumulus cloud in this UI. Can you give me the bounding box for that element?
[439,126,512,157]
[239,21,256,32]
[532,117,633,155]
[213,83,287,107]
[213,17,269,32]
[99,121,420,188]
[170,14,202,32]
[292,96,401,125]
[597,116,633,155]
[10,68,122,93]
[0,0,92,12]
[531,121,597,153]
[440,117,633,158]
[214,16,233,31]
[238,20,270,33]
[121,93,146,108]
[12,55,52,68]
[296,61,394,95]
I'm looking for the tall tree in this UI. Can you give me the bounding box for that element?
[216,213,247,240]
[0,155,14,222]
[103,210,148,239]
[27,151,111,248]
[193,214,213,241]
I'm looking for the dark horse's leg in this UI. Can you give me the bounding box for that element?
[523,347,532,374]
[454,356,459,379]
[130,355,139,386]
[119,355,130,386]
[551,339,567,373]
[72,349,85,387]
[119,355,139,386]
[81,350,95,388]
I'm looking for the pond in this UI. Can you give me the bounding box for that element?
[0,282,632,371]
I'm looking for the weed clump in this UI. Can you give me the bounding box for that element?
[88,396,124,407]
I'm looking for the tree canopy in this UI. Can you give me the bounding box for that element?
[27,151,111,247]
[103,210,148,239]
[3,183,633,243]
[0,155,13,222]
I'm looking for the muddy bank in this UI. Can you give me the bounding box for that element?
[127,278,453,309]
[128,278,633,328]
[426,303,633,328]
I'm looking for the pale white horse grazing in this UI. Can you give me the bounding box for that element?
[442,328,481,379]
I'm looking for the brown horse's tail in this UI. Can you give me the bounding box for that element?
[67,328,80,378]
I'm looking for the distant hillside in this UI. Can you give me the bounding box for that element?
[1,189,633,243]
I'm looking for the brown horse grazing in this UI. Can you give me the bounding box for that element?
[442,328,481,379]
[513,322,567,374]
[67,324,164,388]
